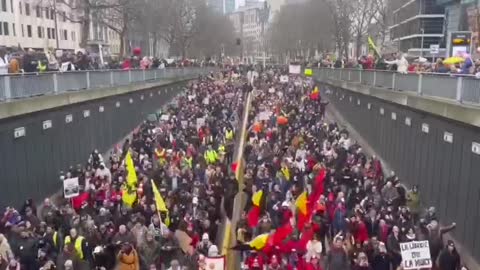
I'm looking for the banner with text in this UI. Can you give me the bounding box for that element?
[400,241,432,270]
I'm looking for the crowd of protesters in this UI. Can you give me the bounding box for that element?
[0,46,216,75]
[316,51,480,77]
[236,70,468,270]
[0,68,247,270]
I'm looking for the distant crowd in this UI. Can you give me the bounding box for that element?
[0,46,217,75]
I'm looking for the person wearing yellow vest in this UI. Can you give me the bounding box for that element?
[37,60,47,73]
[64,228,88,261]
[182,154,193,170]
[155,147,167,166]
[44,225,61,253]
[225,128,234,141]
[204,145,218,164]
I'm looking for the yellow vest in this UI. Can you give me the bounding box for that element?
[204,150,217,164]
[64,236,85,259]
[183,157,193,168]
[281,167,290,181]
[218,145,225,154]
[38,61,47,72]
[226,130,234,140]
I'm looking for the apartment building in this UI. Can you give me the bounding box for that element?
[0,0,82,52]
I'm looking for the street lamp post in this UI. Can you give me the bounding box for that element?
[53,0,59,49]
[420,28,425,58]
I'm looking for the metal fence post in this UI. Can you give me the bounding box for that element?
[339,69,342,81]
[348,70,351,81]
[154,70,157,80]
[417,74,423,95]
[53,73,58,93]
[456,76,463,103]
[86,72,91,89]
[128,70,132,83]
[110,71,114,86]
[392,73,396,90]
[373,71,377,86]
[4,76,11,99]
[359,70,363,84]
[143,69,146,81]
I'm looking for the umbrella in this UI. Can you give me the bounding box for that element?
[443,57,465,65]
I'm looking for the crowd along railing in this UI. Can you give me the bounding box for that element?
[0,67,216,102]
[314,67,480,105]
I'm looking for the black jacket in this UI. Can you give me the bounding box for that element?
[438,249,460,270]
[372,253,391,270]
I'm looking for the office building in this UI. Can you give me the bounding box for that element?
[0,0,82,52]
[390,0,445,57]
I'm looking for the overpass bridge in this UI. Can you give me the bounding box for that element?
[315,68,480,268]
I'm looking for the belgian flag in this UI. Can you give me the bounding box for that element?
[296,191,310,231]
[247,190,266,228]
[231,233,270,251]
[310,86,320,101]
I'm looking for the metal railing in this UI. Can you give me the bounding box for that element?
[315,68,480,104]
[0,67,215,101]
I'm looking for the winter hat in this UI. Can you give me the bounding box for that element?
[202,233,209,241]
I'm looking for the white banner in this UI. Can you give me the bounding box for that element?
[400,241,432,270]
[64,177,80,199]
[196,117,206,130]
[289,65,301,74]
[280,75,289,83]
[160,114,170,121]
[259,111,271,121]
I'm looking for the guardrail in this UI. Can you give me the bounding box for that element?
[315,68,480,104]
[0,67,215,101]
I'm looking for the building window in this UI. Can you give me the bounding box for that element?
[21,24,24,37]
[12,23,15,36]
[0,23,2,35]
[1,0,7,12]
[25,3,30,15]
[27,24,32,37]
[19,1,22,14]
[45,7,49,19]
[71,31,75,41]
[63,29,67,40]
[37,26,42,38]
[62,11,66,22]
[3,22,8,36]
[47,28,51,39]
[50,9,55,20]
[36,5,42,17]
[51,28,55,39]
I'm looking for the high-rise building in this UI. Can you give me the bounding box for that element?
[390,0,445,57]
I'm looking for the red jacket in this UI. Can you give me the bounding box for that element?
[354,220,369,244]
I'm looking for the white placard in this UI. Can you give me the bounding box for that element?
[65,114,73,123]
[43,120,52,130]
[357,99,361,105]
[63,177,80,199]
[160,114,170,121]
[259,111,271,121]
[188,94,196,101]
[204,256,225,270]
[181,121,188,128]
[196,118,206,130]
[422,123,429,133]
[289,65,301,74]
[367,103,371,110]
[203,97,209,105]
[14,127,26,138]
[430,44,440,55]
[391,112,397,120]
[280,75,289,83]
[379,108,384,115]
[400,241,432,270]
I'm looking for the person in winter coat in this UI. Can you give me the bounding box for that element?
[371,242,390,270]
[406,185,420,223]
[386,226,402,270]
[326,236,349,270]
[138,231,161,269]
[116,243,140,270]
[438,240,461,270]
[385,53,409,74]
[428,220,456,268]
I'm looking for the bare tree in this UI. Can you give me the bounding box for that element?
[324,0,353,60]
[350,0,378,58]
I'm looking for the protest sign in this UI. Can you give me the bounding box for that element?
[289,65,301,74]
[205,256,225,270]
[196,118,206,130]
[64,177,80,198]
[400,241,432,270]
[259,111,271,121]
[280,75,289,83]
[160,114,170,121]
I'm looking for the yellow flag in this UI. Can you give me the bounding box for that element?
[251,190,264,207]
[151,180,170,226]
[295,191,308,216]
[125,151,138,187]
[249,233,269,250]
[122,185,137,208]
